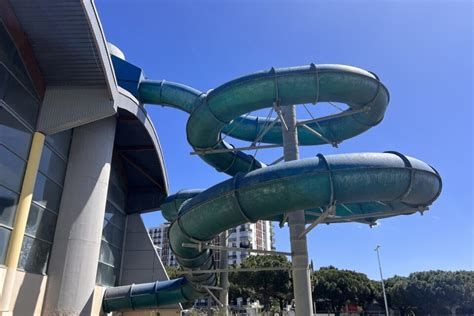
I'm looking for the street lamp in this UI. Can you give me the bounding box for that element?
[374,245,390,316]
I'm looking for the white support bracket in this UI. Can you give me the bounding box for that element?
[191,143,281,155]
[251,115,281,146]
[201,286,224,307]
[178,266,293,275]
[299,203,337,239]
[273,102,288,131]
[296,106,371,126]
[270,155,284,166]
[300,124,338,148]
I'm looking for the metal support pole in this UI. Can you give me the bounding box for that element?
[177,267,292,275]
[219,231,229,316]
[203,287,223,307]
[182,242,291,256]
[281,105,314,316]
[375,245,390,315]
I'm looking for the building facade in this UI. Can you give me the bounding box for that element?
[227,221,275,265]
[149,221,275,267]
[0,1,176,315]
[148,223,177,268]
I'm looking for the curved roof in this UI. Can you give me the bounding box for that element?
[115,88,169,213]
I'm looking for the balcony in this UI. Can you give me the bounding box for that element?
[240,242,252,249]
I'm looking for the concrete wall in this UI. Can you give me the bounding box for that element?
[120,214,169,285]
[0,267,47,315]
[42,117,117,315]
[91,285,106,316]
[119,214,181,314]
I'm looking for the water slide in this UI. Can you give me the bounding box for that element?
[102,63,442,312]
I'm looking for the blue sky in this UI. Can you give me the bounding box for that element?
[96,0,473,280]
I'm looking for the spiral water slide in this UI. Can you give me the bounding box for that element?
[102,64,441,312]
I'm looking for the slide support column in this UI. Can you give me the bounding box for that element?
[219,230,229,316]
[281,105,314,316]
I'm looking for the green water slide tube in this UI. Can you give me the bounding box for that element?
[102,64,441,312]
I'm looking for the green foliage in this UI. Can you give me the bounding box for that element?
[228,254,292,311]
[165,265,181,279]
[385,270,474,314]
[312,266,376,311]
[219,259,473,314]
[310,267,474,314]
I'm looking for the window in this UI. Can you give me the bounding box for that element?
[2,71,39,128]
[104,202,125,230]
[0,145,26,192]
[96,157,127,286]
[25,203,57,242]
[102,219,124,249]
[0,227,11,263]
[20,131,71,274]
[39,145,67,186]
[0,21,54,272]
[32,173,62,213]
[44,129,72,160]
[0,23,36,98]
[99,240,122,268]
[96,262,119,287]
[0,106,32,159]
[0,185,18,227]
[18,235,51,274]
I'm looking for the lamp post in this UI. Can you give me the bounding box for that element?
[375,245,389,315]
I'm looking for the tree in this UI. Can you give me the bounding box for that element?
[312,266,376,313]
[385,271,474,315]
[229,254,293,311]
[384,276,417,315]
[165,265,181,279]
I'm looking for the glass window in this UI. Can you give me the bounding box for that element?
[2,70,39,128]
[109,166,127,193]
[18,235,51,274]
[26,203,58,243]
[0,23,14,67]
[104,202,125,229]
[98,159,127,286]
[10,51,35,96]
[0,227,11,264]
[0,23,37,98]
[39,145,67,187]
[99,240,122,268]
[33,173,62,213]
[102,219,124,248]
[96,262,119,287]
[0,105,32,159]
[45,130,72,160]
[0,145,25,192]
[0,185,18,227]
[107,182,126,211]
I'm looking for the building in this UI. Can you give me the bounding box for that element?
[0,1,176,315]
[149,223,178,267]
[149,221,275,267]
[227,221,275,265]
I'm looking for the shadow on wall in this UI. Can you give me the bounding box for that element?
[12,270,47,315]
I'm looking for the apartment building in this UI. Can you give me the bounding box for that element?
[149,221,275,267]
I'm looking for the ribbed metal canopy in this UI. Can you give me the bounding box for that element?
[9,0,107,86]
